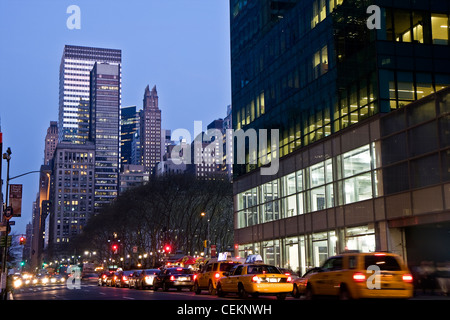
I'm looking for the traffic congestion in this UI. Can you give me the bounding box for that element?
[10,250,441,301]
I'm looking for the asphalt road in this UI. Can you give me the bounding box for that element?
[12,282,450,301]
[12,282,237,300]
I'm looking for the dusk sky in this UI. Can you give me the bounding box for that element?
[0,0,232,236]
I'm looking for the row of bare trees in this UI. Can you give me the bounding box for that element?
[66,173,234,268]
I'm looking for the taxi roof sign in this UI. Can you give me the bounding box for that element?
[245,254,263,264]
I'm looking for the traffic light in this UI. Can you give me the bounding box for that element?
[19,236,26,245]
[203,240,208,248]
[164,244,172,253]
[112,243,118,254]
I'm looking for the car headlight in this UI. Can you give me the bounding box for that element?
[41,277,49,284]
[13,279,23,288]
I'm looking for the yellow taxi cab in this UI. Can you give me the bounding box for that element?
[193,257,242,295]
[293,251,414,300]
[216,257,293,300]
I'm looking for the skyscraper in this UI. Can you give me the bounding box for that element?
[120,105,139,167]
[44,121,58,165]
[140,85,162,176]
[59,45,121,144]
[89,62,121,213]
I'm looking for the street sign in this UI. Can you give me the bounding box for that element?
[9,184,22,217]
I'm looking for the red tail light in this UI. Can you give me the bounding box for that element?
[214,272,220,279]
[102,275,107,279]
[287,276,292,282]
[353,272,366,282]
[402,274,413,282]
[193,274,198,281]
[122,276,128,281]
[170,275,175,281]
[251,275,260,283]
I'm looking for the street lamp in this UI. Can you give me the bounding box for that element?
[201,212,210,257]
[1,147,12,300]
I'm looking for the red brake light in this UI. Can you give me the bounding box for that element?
[122,276,128,281]
[102,275,107,279]
[193,274,198,281]
[170,275,175,281]
[402,274,413,282]
[176,268,183,271]
[287,276,292,282]
[214,272,220,279]
[251,275,260,283]
[353,272,366,282]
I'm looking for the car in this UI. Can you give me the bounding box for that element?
[297,251,414,300]
[98,271,114,286]
[292,267,321,298]
[50,274,67,284]
[193,259,241,295]
[216,263,293,300]
[106,271,120,287]
[153,267,195,292]
[115,270,135,288]
[128,270,142,289]
[80,273,97,284]
[132,269,160,289]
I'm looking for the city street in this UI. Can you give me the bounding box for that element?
[12,283,450,301]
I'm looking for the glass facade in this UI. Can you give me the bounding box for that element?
[237,143,380,229]
[59,45,122,144]
[89,63,121,213]
[231,0,450,177]
[238,226,375,276]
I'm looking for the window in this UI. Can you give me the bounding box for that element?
[322,257,343,271]
[432,14,449,45]
[342,145,371,178]
[233,265,244,276]
[312,45,328,79]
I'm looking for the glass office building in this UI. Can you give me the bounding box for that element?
[231,0,450,274]
[59,45,121,144]
[89,63,121,213]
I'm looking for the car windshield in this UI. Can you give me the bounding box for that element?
[364,255,402,271]
[145,269,159,275]
[247,265,281,274]
[167,268,192,275]
[219,263,240,271]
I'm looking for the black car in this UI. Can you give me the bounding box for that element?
[153,267,195,292]
[128,270,142,289]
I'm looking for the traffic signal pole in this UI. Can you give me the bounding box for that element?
[1,147,11,300]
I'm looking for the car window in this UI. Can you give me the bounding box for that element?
[322,257,343,271]
[167,268,193,275]
[364,255,402,271]
[233,265,244,275]
[247,265,281,274]
[348,256,357,269]
[219,262,240,271]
